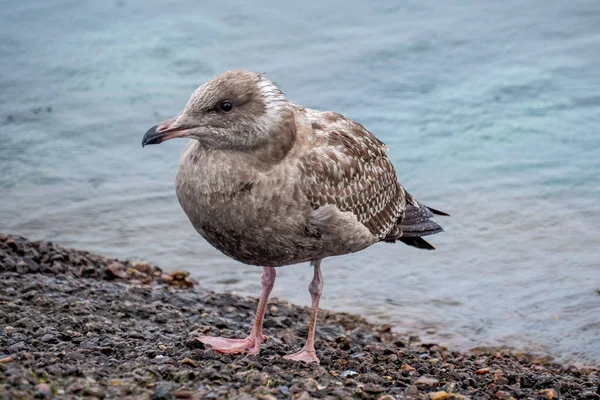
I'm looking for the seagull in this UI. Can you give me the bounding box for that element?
[142,70,448,364]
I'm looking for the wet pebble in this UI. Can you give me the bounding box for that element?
[341,370,358,378]
[154,383,173,399]
[40,334,58,343]
[16,260,28,274]
[34,383,52,398]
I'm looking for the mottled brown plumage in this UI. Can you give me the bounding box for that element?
[297,110,404,240]
[142,70,448,364]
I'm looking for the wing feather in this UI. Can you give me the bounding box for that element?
[297,112,406,239]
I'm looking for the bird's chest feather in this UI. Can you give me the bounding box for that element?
[174,144,309,264]
[176,146,262,228]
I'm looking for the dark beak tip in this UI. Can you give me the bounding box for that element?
[142,125,160,147]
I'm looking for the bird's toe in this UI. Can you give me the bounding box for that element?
[283,348,320,364]
[196,335,260,354]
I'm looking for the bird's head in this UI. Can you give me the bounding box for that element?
[142,70,291,151]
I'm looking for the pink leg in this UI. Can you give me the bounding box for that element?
[284,259,323,364]
[196,267,276,355]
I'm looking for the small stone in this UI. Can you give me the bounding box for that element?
[278,386,289,396]
[202,348,217,359]
[494,391,511,400]
[16,260,28,274]
[304,378,319,392]
[493,371,509,385]
[0,356,13,364]
[214,318,228,329]
[340,370,358,378]
[3,326,15,334]
[476,367,490,375]
[174,389,193,398]
[132,260,151,272]
[415,376,440,387]
[34,383,52,398]
[581,366,599,374]
[41,333,58,343]
[280,330,296,345]
[66,351,85,361]
[154,383,173,399]
[22,290,37,300]
[68,383,84,393]
[179,358,197,367]
[106,263,128,279]
[429,392,450,400]
[363,383,383,393]
[409,335,421,343]
[23,257,39,272]
[170,270,188,280]
[296,392,312,400]
[378,396,396,400]
[85,386,105,398]
[539,389,558,399]
[442,382,457,393]
[10,341,27,351]
[401,364,416,373]
[270,305,279,313]
[335,335,351,350]
[152,355,175,364]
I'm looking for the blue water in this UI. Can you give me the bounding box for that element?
[1,0,599,365]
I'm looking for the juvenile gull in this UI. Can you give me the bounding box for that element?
[142,70,448,364]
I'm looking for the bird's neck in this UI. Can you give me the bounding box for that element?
[181,108,297,177]
[246,107,297,167]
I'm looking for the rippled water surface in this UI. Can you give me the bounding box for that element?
[1,0,599,364]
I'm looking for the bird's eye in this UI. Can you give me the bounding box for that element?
[219,101,233,112]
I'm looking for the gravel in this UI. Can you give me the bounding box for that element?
[1,233,599,399]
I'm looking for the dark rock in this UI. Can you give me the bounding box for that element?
[154,383,173,399]
[65,351,85,361]
[214,318,229,329]
[40,333,58,343]
[10,341,27,352]
[278,385,289,396]
[23,257,39,272]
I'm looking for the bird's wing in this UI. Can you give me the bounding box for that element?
[296,111,406,239]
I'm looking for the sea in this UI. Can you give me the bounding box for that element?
[1,0,599,365]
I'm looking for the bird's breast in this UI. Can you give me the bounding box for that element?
[174,144,313,265]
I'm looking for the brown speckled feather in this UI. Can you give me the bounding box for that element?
[297,110,407,240]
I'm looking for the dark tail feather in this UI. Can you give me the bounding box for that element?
[426,206,450,217]
[391,199,448,250]
[399,219,444,237]
[399,237,436,250]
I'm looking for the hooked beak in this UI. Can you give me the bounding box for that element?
[142,116,193,147]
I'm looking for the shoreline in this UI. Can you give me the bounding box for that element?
[1,234,598,399]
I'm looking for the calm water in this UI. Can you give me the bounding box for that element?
[1,0,599,365]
